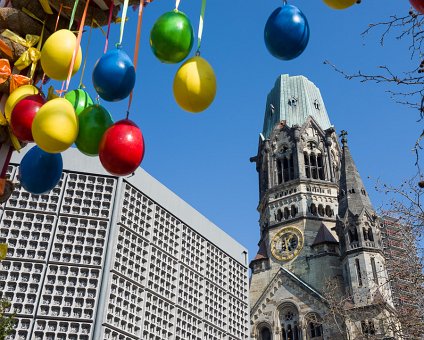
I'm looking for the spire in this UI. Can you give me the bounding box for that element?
[262,74,332,138]
[338,131,375,217]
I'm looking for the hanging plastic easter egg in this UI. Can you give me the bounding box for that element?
[65,89,94,116]
[41,29,82,80]
[410,0,424,14]
[264,4,310,60]
[76,105,113,156]
[99,119,145,176]
[32,98,78,153]
[173,56,216,113]
[150,10,194,63]
[19,145,63,195]
[4,85,39,118]
[323,0,357,10]
[92,48,136,102]
[10,94,46,142]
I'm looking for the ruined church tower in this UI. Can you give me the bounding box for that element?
[249,75,397,340]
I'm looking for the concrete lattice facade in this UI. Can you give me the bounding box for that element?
[249,75,397,340]
[0,149,249,340]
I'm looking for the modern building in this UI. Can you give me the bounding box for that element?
[249,75,399,340]
[0,148,250,340]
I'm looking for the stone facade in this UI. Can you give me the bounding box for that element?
[249,75,398,340]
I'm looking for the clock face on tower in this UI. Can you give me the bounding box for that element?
[271,226,304,261]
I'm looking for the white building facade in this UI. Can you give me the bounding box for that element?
[0,148,249,340]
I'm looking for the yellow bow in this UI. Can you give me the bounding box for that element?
[1,29,41,79]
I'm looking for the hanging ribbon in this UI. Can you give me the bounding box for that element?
[79,18,94,88]
[127,0,144,115]
[104,1,114,53]
[64,0,91,92]
[0,59,31,93]
[175,0,181,11]
[196,0,206,54]
[55,3,64,32]
[1,30,42,79]
[118,0,130,47]
[68,0,80,30]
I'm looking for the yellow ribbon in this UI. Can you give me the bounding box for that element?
[0,243,7,260]
[1,30,41,79]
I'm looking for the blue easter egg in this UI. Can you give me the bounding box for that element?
[264,4,310,60]
[92,48,136,102]
[19,146,63,195]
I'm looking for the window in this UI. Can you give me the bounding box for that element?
[310,204,317,216]
[304,152,325,180]
[318,205,325,217]
[308,322,323,339]
[277,155,295,184]
[280,304,300,340]
[371,257,378,284]
[363,227,368,241]
[277,160,283,184]
[361,320,375,335]
[276,209,283,221]
[284,207,290,220]
[325,205,333,217]
[355,259,363,287]
[368,228,374,241]
[290,205,298,218]
[349,228,359,243]
[259,327,272,340]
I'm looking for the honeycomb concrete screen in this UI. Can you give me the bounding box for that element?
[0,148,249,340]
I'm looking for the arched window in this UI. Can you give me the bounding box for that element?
[349,227,359,243]
[277,160,283,185]
[284,207,290,220]
[317,154,325,180]
[304,152,310,178]
[306,313,323,340]
[291,205,298,217]
[325,205,333,217]
[279,303,301,340]
[368,228,374,241]
[258,326,272,340]
[304,150,325,180]
[318,205,325,217]
[363,227,368,241]
[276,209,283,222]
[310,204,317,216]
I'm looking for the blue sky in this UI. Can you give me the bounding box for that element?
[60,0,419,259]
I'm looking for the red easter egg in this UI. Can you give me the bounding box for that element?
[99,119,145,176]
[410,0,424,14]
[11,94,46,142]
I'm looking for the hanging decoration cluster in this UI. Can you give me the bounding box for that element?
[0,0,150,198]
[150,0,217,113]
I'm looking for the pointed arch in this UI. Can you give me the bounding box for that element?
[278,302,301,340]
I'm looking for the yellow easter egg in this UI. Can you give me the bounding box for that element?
[4,85,39,119]
[173,56,216,113]
[41,29,82,81]
[32,98,78,153]
[323,0,357,10]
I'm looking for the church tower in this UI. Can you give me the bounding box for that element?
[249,75,343,340]
[249,75,398,340]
